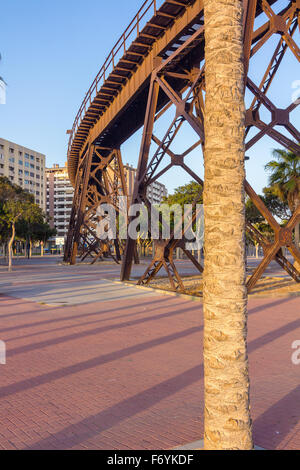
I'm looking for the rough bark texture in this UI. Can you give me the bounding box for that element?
[203,0,253,450]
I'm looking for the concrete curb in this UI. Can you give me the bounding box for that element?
[110,279,203,303]
[110,279,299,300]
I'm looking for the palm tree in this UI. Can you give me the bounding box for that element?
[265,149,300,247]
[203,0,253,449]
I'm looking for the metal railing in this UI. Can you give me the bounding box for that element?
[68,0,165,155]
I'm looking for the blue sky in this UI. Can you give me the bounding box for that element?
[0,0,298,195]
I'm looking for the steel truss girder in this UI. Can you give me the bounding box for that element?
[120,65,205,286]
[245,181,300,291]
[121,0,300,293]
[64,145,127,265]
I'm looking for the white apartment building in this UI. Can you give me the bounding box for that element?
[147,180,168,205]
[124,163,168,204]
[45,161,166,245]
[46,163,74,240]
[0,137,46,210]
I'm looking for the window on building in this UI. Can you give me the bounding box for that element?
[30,172,34,177]
[25,162,30,168]
[19,160,23,165]
[9,148,14,154]
[30,155,34,160]
[25,153,29,159]
[30,164,34,169]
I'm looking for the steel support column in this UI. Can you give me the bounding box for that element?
[64,145,128,265]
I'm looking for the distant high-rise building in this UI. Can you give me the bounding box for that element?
[123,163,168,204]
[0,137,46,210]
[46,163,74,239]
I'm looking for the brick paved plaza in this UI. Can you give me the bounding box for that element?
[0,257,299,450]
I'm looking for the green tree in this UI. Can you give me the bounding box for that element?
[161,181,203,242]
[246,188,290,226]
[30,221,56,256]
[163,181,203,207]
[265,149,300,247]
[16,204,56,258]
[1,200,31,271]
[246,197,264,225]
[0,176,34,205]
[0,177,54,266]
[0,178,11,248]
[246,188,291,258]
[0,177,33,268]
[261,186,291,221]
[17,204,44,258]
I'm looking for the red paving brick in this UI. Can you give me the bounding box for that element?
[0,290,299,450]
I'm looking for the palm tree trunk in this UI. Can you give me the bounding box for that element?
[8,223,15,272]
[203,0,253,449]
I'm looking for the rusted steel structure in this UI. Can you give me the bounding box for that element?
[65,0,299,290]
[64,146,127,264]
[138,194,204,290]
